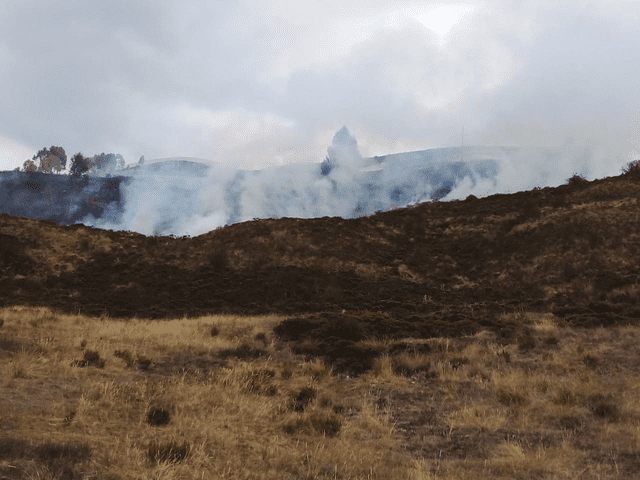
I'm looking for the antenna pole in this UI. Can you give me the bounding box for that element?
[461,125,464,162]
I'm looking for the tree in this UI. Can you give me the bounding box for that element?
[48,146,67,170]
[25,146,67,173]
[39,153,62,174]
[23,159,37,172]
[89,153,124,173]
[70,152,90,176]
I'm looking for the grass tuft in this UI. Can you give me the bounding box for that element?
[147,440,190,464]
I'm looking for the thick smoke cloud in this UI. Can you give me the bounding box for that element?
[81,125,624,237]
[84,127,379,236]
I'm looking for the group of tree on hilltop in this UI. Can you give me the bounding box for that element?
[20,146,129,176]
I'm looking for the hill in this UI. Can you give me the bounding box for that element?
[1,170,639,328]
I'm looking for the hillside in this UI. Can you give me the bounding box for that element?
[1,171,639,326]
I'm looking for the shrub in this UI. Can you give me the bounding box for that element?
[136,354,152,370]
[114,349,134,367]
[592,402,619,420]
[622,159,640,177]
[517,335,536,351]
[497,390,528,407]
[72,349,105,368]
[565,173,588,185]
[147,407,171,426]
[309,412,342,437]
[218,343,265,360]
[291,387,316,412]
[583,354,598,369]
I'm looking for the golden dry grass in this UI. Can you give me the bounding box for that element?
[2,307,640,478]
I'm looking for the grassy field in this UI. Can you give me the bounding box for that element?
[2,306,639,479]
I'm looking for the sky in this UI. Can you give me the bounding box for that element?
[1,0,639,174]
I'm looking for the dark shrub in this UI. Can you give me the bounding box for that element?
[583,354,599,369]
[210,325,220,337]
[309,412,342,437]
[291,387,316,412]
[557,414,585,432]
[136,355,152,370]
[499,350,511,363]
[218,343,265,360]
[72,349,105,368]
[593,402,619,420]
[448,357,469,370]
[622,159,640,178]
[520,201,542,221]
[242,368,276,395]
[517,335,536,351]
[147,407,171,426]
[497,390,528,407]
[565,173,588,185]
[114,349,134,367]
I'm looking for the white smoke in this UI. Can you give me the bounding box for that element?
[81,126,631,237]
[84,127,386,236]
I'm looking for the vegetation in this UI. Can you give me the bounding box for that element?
[1,306,639,478]
[23,146,67,174]
[23,146,126,175]
[3,164,640,476]
[622,158,640,178]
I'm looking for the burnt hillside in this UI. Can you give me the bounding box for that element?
[1,172,640,336]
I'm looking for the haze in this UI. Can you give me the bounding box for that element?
[0,1,638,181]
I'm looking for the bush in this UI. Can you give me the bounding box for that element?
[114,349,134,367]
[291,387,316,412]
[136,354,152,370]
[72,349,105,368]
[517,335,537,351]
[565,173,588,185]
[147,407,171,426]
[308,412,342,437]
[622,159,640,177]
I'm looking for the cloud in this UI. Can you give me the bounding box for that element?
[0,0,637,181]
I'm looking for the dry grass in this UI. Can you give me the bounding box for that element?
[2,307,640,478]
[0,306,412,479]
